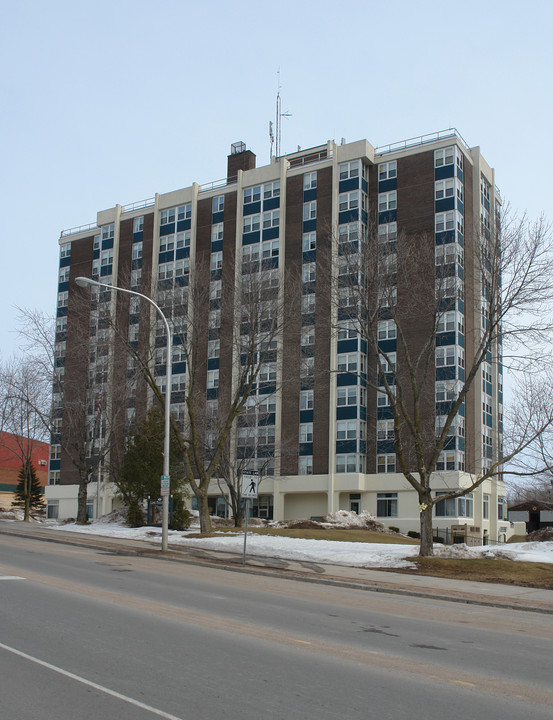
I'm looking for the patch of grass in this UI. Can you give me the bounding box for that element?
[405,557,553,589]
[215,526,419,545]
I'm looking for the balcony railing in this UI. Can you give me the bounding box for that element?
[376,128,471,156]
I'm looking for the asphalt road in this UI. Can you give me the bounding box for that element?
[1,533,553,719]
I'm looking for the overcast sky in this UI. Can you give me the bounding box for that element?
[1,0,552,358]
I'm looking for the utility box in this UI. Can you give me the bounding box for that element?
[451,524,481,546]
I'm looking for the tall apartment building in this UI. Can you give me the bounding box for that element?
[48,130,509,542]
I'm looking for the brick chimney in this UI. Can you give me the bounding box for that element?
[227,141,256,182]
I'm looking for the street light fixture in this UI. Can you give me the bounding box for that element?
[75,276,172,551]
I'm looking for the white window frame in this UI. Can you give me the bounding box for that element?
[377,454,396,473]
[243,214,261,233]
[303,172,317,190]
[378,161,397,181]
[378,191,397,212]
[302,231,316,251]
[303,201,317,221]
[300,389,314,410]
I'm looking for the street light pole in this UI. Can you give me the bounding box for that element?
[75,276,172,551]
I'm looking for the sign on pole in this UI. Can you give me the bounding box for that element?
[241,470,259,499]
[160,474,170,497]
[241,470,260,566]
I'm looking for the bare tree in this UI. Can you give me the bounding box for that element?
[0,356,49,520]
[90,252,298,535]
[16,308,129,524]
[331,210,553,555]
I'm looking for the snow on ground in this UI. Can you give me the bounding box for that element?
[43,515,553,569]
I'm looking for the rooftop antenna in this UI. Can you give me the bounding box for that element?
[274,69,291,159]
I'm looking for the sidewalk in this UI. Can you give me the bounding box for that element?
[2,520,553,614]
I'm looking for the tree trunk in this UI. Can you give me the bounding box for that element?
[196,491,212,535]
[419,493,434,557]
[76,475,89,524]
[24,466,30,521]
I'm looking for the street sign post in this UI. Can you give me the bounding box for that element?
[241,471,260,565]
[160,475,170,497]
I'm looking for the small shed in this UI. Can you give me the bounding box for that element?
[508,501,553,534]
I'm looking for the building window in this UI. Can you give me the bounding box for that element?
[244,186,261,204]
[302,232,316,252]
[47,500,59,519]
[378,222,397,243]
[48,470,60,486]
[337,388,356,409]
[435,492,473,517]
[300,389,314,410]
[301,294,315,314]
[207,339,220,358]
[262,239,279,258]
[206,370,219,389]
[435,211,455,233]
[483,494,490,520]
[177,204,191,221]
[339,161,360,180]
[378,161,397,181]
[337,353,360,373]
[132,242,143,261]
[434,147,454,167]
[100,249,113,266]
[299,423,313,443]
[160,235,174,253]
[210,280,222,300]
[435,346,455,367]
[211,251,223,271]
[212,195,224,213]
[303,201,317,221]
[243,214,261,233]
[336,420,359,440]
[339,191,359,212]
[437,310,463,334]
[301,326,315,346]
[263,181,280,199]
[378,191,397,212]
[209,309,221,328]
[435,178,455,200]
[378,351,396,373]
[263,209,280,229]
[435,244,463,267]
[338,222,360,243]
[304,172,317,190]
[377,319,396,340]
[377,454,396,473]
[377,419,394,441]
[259,363,277,383]
[337,320,357,340]
[101,224,114,240]
[299,455,313,475]
[498,496,507,520]
[300,356,314,378]
[435,380,459,403]
[377,388,395,407]
[212,223,224,243]
[377,492,398,517]
[302,262,316,284]
[336,454,358,473]
[60,243,71,259]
